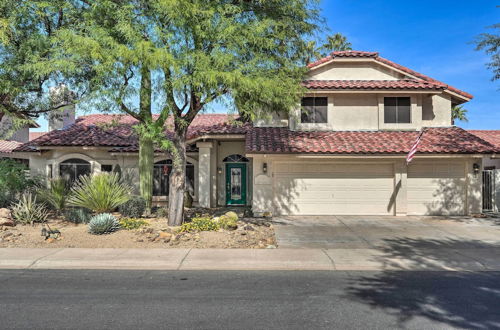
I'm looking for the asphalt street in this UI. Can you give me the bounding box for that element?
[1,270,499,329]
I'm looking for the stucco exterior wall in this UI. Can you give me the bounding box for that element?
[422,94,452,127]
[307,61,403,80]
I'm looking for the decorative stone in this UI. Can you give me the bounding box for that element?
[0,218,15,227]
[0,208,11,219]
[46,238,56,243]
[243,225,255,231]
[158,231,172,239]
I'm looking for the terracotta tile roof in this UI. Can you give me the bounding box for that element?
[0,140,22,154]
[468,130,500,150]
[29,132,47,141]
[246,127,497,155]
[303,79,444,91]
[307,51,472,100]
[15,114,249,152]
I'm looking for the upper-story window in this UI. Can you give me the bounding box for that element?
[301,97,328,124]
[384,97,411,124]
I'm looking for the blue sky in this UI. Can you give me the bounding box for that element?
[33,1,499,131]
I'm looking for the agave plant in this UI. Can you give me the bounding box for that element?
[68,173,131,213]
[41,178,70,213]
[11,192,50,225]
[88,213,120,235]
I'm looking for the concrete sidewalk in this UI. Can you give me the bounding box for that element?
[1,248,500,271]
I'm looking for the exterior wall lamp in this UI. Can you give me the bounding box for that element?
[473,163,480,176]
[217,167,222,174]
[263,162,268,174]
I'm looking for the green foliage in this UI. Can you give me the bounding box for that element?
[119,196,146,218]
[11,192,49,225]
[68,173,131,213]
[64,207,92,224]
[88,213,120,235]
[451,105,469,124]
[321,33,352,53]
[217,215,238,230]
[0,159,36,207]
[119,217,149,230]
[41,178,70,213]
[155,207,168,218]
[476,23,500,81]
[180,216,219,233]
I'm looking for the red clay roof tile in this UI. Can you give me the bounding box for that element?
[302,79,444,91]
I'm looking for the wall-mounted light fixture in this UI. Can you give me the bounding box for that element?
[217,167,222,174]
[263,162,268,174]
[473,163,480,176]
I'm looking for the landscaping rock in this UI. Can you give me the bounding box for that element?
[158,231,172,240]
[46,238,56,243]
[2,232,13,239]
[243,225,255,231]
[0,208,11,219]
[0,218,15,227]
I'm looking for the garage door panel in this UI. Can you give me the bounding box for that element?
[274,163,394,215]
[407,162,466,215]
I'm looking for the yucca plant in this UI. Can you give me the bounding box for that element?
[88,213,120,235]
[68,173,131,213]
[64,207,92,224]
[11,192,50,225]
[42,178,70,214]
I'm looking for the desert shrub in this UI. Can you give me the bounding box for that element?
[217,214,238,230]
[68,173,131,213]
[64,207,92,224]
[88,213,120,235]
[179,216,219,232]
[155,207,168,218]
[41,178,70,213]
[119,196,146,218]
[0,159,38,207]
[11,192,49,225]
[119,217,149,230]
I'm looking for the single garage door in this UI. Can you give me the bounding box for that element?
[274,162,394,215]
[407,161,466,215]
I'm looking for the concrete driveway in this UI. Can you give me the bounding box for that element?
[273,215,500,249]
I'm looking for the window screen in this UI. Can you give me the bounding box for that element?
[301,97,328,123]
[384,97,411,124]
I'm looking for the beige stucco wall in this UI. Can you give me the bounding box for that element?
[307,61,403,80]
[422,94,452,127]
[249,154,482,216]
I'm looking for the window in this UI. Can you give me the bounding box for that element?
[153,160,195,197]
[301,97,328,123]
[101,165,113,172]
[384,97,411,124]
[223,154,249,163]
[59,158,91,184]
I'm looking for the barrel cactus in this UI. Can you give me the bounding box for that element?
[88,213,120,235]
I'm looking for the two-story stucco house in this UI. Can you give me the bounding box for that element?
[12,51,499,216]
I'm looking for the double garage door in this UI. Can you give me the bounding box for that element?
[273,161,466,216]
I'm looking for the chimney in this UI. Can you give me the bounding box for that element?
[49,85,76,131]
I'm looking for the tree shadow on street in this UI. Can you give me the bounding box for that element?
[346,238,500,329]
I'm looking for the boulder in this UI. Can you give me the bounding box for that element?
[158,231,172,239]
[0,208,11,219]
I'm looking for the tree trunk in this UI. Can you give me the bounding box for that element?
[168,133,187,226]
[139,135,154,212]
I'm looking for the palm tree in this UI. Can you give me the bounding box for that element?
[451,105,469,125]
[321,33,352,53]
[303,40,323,65]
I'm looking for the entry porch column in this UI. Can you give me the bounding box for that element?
[197,141,213,208]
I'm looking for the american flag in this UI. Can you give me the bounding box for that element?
[406,129,426,164]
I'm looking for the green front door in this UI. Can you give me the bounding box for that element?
[226,163,247,205]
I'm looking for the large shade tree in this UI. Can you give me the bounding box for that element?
[0,0,86,135]
[476,23,500,81]
[3,0,320,225]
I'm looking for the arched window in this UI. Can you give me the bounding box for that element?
[153,160,195,197]
[59,158,91,184]
[223,154,249,163]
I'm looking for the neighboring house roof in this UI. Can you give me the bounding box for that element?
[302,79,444,91]
[246,127,497,155]
[0,140,22,154]
[29,132,47,141]
[15,114,249,153]
[468,130,500,150]
[307,51,472,100]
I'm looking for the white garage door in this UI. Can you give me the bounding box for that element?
[274,162,394,215]
[407,161,466,215]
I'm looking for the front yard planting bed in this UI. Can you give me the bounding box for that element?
[0,216,277,249]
